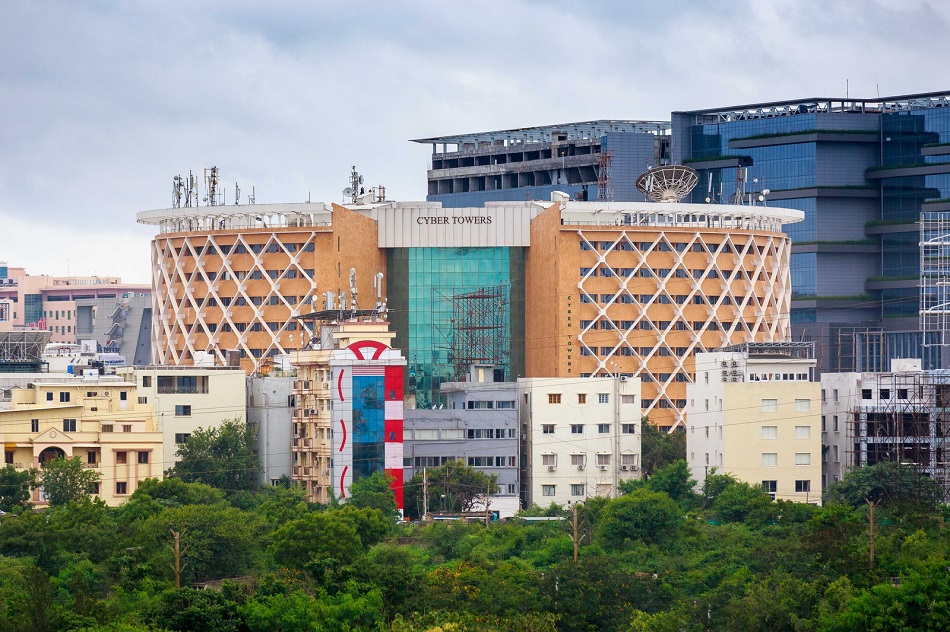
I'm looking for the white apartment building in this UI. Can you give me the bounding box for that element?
[686,343,822,504]
[116,366,247,470]
[519,376,641,507]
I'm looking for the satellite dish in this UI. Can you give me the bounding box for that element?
[343,187,353,196]
[358,175,364,185]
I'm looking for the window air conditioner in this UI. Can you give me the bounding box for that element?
[621,465,630,471]
[577,465,585,471]
[599,465,608,471]
[548,465,556,472]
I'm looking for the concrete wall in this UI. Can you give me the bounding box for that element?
[247,375,294,485]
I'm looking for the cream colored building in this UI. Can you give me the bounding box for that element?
[0,376,163,506]
[519,376,642,507]
[686,343,821,504]
[116,366,247,469]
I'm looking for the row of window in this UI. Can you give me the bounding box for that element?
[178,242,316,256]
[467,456,517,467]
[580,240,760,254]
[579,267,754,280]
[761,453,812,466]
[761,398,812,412]
[43,309,73,320]
[547,393,612,404]
[464,400,516,410]
[544,483,594,497]
[582,293,739,306]
[542,423,637,434]
[542,453,638,467]
[761,479,813,496]
[467,429,516,439]
[579,319,737,332]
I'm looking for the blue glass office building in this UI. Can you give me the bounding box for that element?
[672,92,950,371]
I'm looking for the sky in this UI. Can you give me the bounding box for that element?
[1,0,948,284]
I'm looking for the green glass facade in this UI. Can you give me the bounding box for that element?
[387,247,524,409]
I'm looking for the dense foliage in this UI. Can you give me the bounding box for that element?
[2,455,950,630]
[166,419,261,493]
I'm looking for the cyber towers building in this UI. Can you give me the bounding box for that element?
[139,192,801,429]
[671,90,950,373]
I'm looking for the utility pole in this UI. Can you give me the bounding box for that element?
[484,480,491,526]
[422,467,429,519]
[169,528,187,588]
[571,503,581,562]
[867,498,879,570]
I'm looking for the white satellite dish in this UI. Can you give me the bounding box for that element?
[343,187,353,196]
[358,175,364,185]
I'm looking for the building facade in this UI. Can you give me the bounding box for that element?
[686,343,822,504]
[290,318,405,509]
[672,91,950,373]
[141,195,800,428]
[0,375,163,506]
[413,120,671,208]
[0,264,150,343]
[403,365,520,517]
[115,365,247,470]
[519,376,641,507]
[247,375,294,486]
[74,294,152,365]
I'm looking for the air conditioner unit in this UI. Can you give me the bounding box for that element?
[548,465,556,472]
[731,377,739,382]
[731,361,738,367]
[599,465,608,471]
[621,465,630,471]
[619,376,628,382]
[631,465,640,471]
[721,370,729,376]
[577,465,585,471]
[731,370,739,375]
[322,381,330,389]
[721,361,728,368]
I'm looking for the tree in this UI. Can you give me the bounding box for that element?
[347,471,398,520]
[0,465,35,512]
[38,456,99,507]
[826,461,944,514]
[640,422,686,477]
[643,460,697,508]
[404,462,499,518]
[167,419,261,494]
[596,489,682,547]
[270,511,364,572]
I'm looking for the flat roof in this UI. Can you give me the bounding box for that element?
[411,120,671,146]
[675,90,950,117]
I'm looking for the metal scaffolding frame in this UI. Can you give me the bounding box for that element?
[0,330,52,362]
[449,285,509,381]
[921,211,950,348]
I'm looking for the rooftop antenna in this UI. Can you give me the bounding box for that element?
[374,272,387,317]
[343,166,364,204]
[349,267,358,317]
[235,182,241,205]
[248,186,256,205]
[204,166,220,206]
[172,175,184,208]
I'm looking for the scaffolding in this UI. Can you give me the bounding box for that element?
[450,285,509,381]
[597,150,614,201]
[921,211,950,348]
[849,370,950,499]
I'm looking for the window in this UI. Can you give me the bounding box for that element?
[63,419,76,432]
[175,405,192,416]
[795,453,811,465]
[795,480,811,493]
[31,419,39,432]
[137,452,149,464]
[542,485,556,497]
[175,433,190,445]
[898,388,909,399]
[761,426,778,439]
[821,389,826,402]
[142,375,151,388]
[621,454,638,467]
[598,393,609,404]
[101,424,113,433]
[762,480,777,498]
[571,424,584,434]
[762,453,778,466]
[87,451,97,464]
[577,393,587,404]
[542,454,556,466]
[594,424,608,434]
[621,394,636,405]
[861,389,872,400]
[822,416,826,432]
[571,484,585,497]
[794,399,811,412]
[833,415,839,432]
[570,454,586,466]
[542,424,554,434]
[123,424,132,433]
[60,391,70,403]
[596,454,611,466]
[795,425,811,439]
[4,451,12,465]
[622,423,637,434]
[548,394,562,404]
[115,451,127,464]
[833,445,839,462]
[46,392,53,402]
[761,399,778,412]
[138,396,148,404]
[120,391,128,402]
[115,482,128,495]
[880,389,890,400]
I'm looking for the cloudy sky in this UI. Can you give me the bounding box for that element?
[1,0,948,284]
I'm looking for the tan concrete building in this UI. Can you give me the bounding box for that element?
[116,366,247,469]
[686,343,822,504]
[0,376,163,506]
